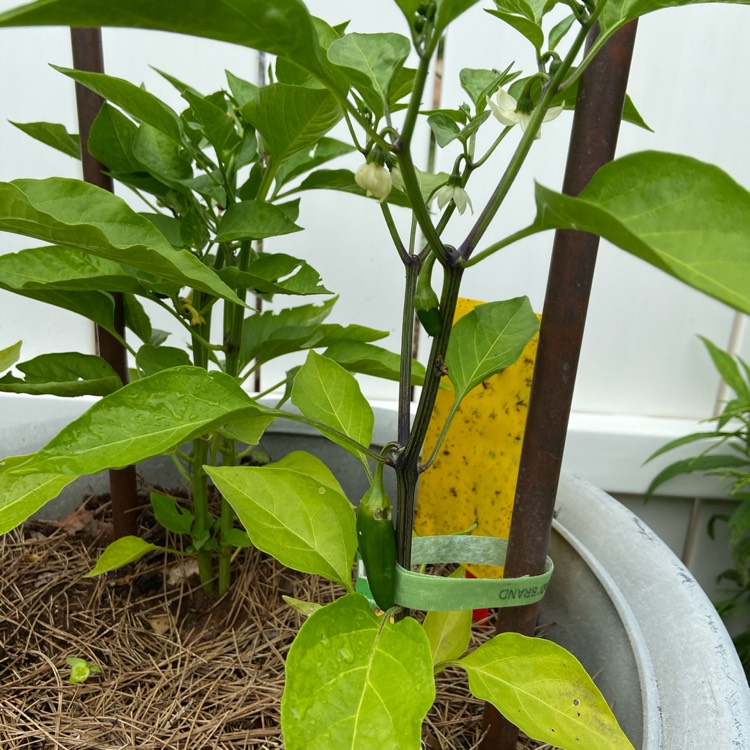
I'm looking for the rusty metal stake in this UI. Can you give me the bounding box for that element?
[70,27,139,538]
[480,21,640,750]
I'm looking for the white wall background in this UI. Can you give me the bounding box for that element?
[0,0,748,510]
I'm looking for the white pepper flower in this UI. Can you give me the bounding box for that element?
[433,183,473,215]
[490,88,563,138]
[355,161,392,202]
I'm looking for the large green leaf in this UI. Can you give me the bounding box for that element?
[205,464,357,590]
[291,351,374,465]
[327,33,410,115]
[55,66,182,142]
[0,178,243,303]
[0,455,75,535]
[0,352,122,396]
[534,152,750,315]
[10,121,80,159]
[242,84,342,167]
[135,345,191,376]
[282,594,435,750]
[131,124,193,188]
[455,633,635,750]
[13,366,264,476]
[446,297,540,400]
[0,1,331,85]
[215,199,303,242]
[0,245,145,294]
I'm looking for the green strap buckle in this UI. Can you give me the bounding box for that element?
[394,535,554,612]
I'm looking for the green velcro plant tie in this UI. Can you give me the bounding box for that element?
[394,535,554,612]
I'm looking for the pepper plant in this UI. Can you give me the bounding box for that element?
[0,0,749,748]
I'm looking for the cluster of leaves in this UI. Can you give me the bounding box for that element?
[646,338,750,677]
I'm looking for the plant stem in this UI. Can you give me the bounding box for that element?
[398,258,421,447]
[396,262,464,569]
[218,438,237,594]
[190,292,215,590]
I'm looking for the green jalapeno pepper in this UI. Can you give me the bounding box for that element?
[356,462,397,610]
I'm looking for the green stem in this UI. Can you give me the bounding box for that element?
[218,438,236,595]
[462,223,540,268]
[396,263,464,569]
[398,258,420,447]
[190,292,214,591]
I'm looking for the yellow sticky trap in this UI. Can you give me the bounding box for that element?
[415,298,539,578]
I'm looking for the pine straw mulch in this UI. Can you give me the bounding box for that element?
[0,496,551,750]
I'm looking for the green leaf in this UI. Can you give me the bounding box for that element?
[486,8,544,49]
[456,633,635,750]
[205,464,357,589]
[150,491,193,535]
[10,121,80,159]
[0,352,122,396]
[181,89,242,158]
[216,199,303,242]
[131,124,193,187]
[0,178,244,304]
[242,84,342,167]
[88,103,142,174]
[54,66,182,142]
[534,152,750,314]
[282,594,434,749]
[291,351,374,465]
[0,245,144,294]
[240,297,337,367]
[645,454,749,498]
[549,13,576,50]
[14,367,264,476]
[67,657,101,684]
[0,341,22,373]
[119,294,150,346]
[266,450,345,495]
[135,345,191,376]
[85,535,168,577]
[282,595,322,617]
[7,287,118,335]
[324,341,426,385]
[274,137,355,190]
[422,567,472,667]
[219,411,276,446]
[327,33,410,114]
[446,297,540,400]
[0,0,333,83]
[700,336,750,400]
[219,253,330,297]
[0,455,74,534]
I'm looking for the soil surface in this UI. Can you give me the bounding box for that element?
[0,494,552,749]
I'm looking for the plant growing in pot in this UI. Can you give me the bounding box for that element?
[0,0,749,748]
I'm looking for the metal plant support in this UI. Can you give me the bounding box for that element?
[70,27,139,538]
[480,21,641,750]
